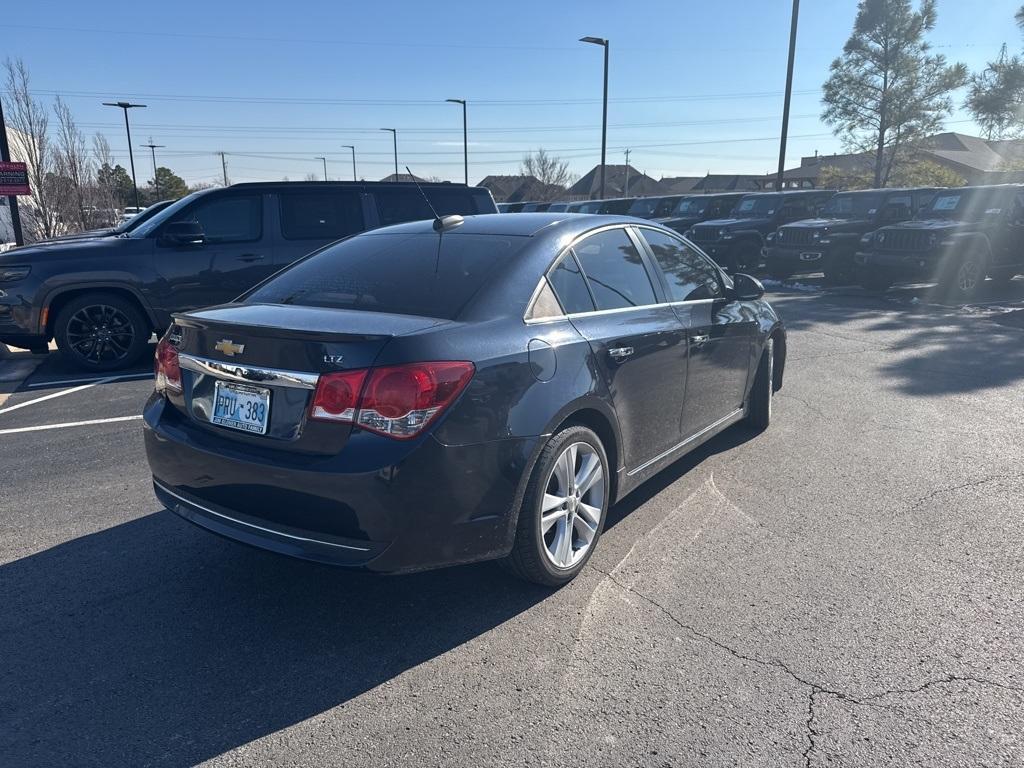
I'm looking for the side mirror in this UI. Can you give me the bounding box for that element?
[161,220,205,246]
[731,273,765,301]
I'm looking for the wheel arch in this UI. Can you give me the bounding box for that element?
[44,284,158,337]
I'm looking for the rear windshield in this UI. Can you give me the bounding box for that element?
[244,232,527,319]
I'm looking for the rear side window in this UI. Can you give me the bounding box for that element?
[245,233,526,320]
[279,191,364,240]
[171,194,261,243]
[573,228,657,310]
[374,188,486,227]
[640,229,722,302]
[547,253,595,314]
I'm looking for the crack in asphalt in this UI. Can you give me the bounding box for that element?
[904,473,1024,513]
[591,567,1022,768]
[775,392,829,422]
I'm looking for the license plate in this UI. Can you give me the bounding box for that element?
[800,251,823,261]
[212,381,271,435]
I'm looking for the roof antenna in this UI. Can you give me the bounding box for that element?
[405,166,464,231]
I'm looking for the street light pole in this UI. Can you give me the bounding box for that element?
[102,101,146,209]
[342,145,356,181]
[381,128,398,179]
[142,140,165,198]
[315,155,328,181]
[776,0,800,191]
[446,99,468,185]
[579,37,609,200]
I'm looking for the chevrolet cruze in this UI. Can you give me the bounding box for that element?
[144,213,786,586]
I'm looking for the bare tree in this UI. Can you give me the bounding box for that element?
[92,133,119,226]
[519,148,572,200]
[3,57,58,239]
[54,96,94,232]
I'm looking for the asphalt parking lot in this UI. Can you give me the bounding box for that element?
[2,278,1023,767]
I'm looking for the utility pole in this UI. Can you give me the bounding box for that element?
[217,152,229,186]
[143,140,165,198]
[776,0,800,191]
[580,37,609,200]
[0,95,24,246]
[624,149,631,195]
[381,128,398,180]
[102,101,146,208]
[342,145,356,181]
[446,99,468,185]
[315,155,328,181]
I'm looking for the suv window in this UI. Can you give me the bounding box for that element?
[245,233,527,320]
[547,253,595,314]
[640,229,722,302]
[170,194,261,243]
[374,188,485,227]
[573,228,657,310]
[279,190,364,240]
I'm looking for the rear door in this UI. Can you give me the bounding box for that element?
[155,192,268,310]
[273,187,367,269]
[555,226,689,469]
[636,227,755,437]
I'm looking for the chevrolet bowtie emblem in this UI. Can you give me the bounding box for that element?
[214,339,245,357]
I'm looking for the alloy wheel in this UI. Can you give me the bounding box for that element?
[65,304,136,365]
[540,442,605,569]
[956,260,980,293]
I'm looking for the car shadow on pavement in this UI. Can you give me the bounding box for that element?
[0,513,550,767]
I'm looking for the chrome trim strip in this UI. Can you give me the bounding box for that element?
[626,407,744,477]
[153,480,371,552]
[524,297,717,324]
[178,354,319,390]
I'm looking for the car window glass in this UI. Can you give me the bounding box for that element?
[547,253,595,314]
[640,229,722,302]
[279,191,364,240]
[1012,192,1024,224]
[573,228,657,310]
[374,188,483,227]
[171,195,261,243]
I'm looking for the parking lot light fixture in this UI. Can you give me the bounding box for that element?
[446,99,468,185]
[315,155,328,181]
[579,36,609,200]
[102,101,147,209]
[381,129,398,180]
[343,145,357,181]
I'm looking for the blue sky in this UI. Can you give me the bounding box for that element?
[6,0,1021,186]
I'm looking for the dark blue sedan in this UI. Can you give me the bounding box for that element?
[144,213,786,586]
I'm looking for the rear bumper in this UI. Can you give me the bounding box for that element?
[143,396,539,573]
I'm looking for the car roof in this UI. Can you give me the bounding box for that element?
[227,180,488,191]
[361,212,656,238]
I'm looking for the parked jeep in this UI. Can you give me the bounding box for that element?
[854,184,1024,300]
[764,187,937,283]
[654,193,746,236]
[685,190,835,272]
[0,181,497,370]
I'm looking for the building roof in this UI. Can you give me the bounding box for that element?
[378,172,429,183]
[690,174,766,192]
[566,164,664,198]
[658,176,703,194]
[476,174,565,203]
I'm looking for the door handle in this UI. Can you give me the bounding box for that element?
[690,334,711,346]
[608,346,634,361]
[237,253,265,262]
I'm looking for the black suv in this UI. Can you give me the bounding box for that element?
[0,181,497,370]
[653,193,746,236]
[685,190,836,272]
[855,184,1024,300]
[764,187,937,282]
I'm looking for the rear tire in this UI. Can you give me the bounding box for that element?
[941,249,987,302]
[746,338,774,432]
[54,292,150,372]
[504,425,610,587]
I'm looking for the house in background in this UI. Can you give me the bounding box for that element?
[566,164,664,199]
[477,174,566,203]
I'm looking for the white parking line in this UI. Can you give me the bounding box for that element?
[0,414,143,435]
[26,372,154,388]
[0,376,118,416]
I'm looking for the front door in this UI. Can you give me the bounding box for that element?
[154,192,270,312]
[555,227,689,470]
[635,226,756,437]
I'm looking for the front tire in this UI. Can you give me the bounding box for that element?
[746,337,774,431]
[54,292,150,372]
[941,250,987,302]
[504,425,610,587]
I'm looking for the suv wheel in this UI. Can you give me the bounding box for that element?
[54,293,151,372]
[504,425,609,587]
[943,250,987,302]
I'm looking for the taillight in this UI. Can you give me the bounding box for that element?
[310,369,368,422]
[309,361,474,439]
[154,337,182,393]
